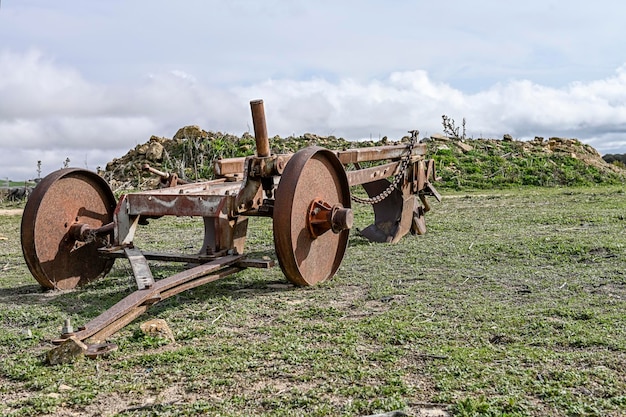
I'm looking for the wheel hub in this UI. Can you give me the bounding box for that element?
[307,199,353,238]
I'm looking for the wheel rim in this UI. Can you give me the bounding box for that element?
[21,168,116,289]
[273,147,351,286]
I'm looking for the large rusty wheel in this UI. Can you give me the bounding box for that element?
[273,147,352,286]
[21,168,116,290]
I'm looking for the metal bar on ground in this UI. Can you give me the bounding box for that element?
[87,266,242,344]
[54,254,245,343]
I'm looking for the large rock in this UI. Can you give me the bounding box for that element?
[145,141,164,161]
[173,125,208,141]
[456,141,473,153]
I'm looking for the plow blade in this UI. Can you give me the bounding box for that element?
[359,179,416,243]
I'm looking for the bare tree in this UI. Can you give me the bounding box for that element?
[442,115,466,140]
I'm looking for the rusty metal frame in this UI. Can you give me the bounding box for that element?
[39,99,441,352]
[55,255,251,344]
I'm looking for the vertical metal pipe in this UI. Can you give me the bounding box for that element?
[250,99,270,157]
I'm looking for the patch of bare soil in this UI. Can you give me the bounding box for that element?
[0,209,23,216]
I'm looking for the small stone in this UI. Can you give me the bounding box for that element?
[58,384,73,391]
[46,337,88,365]
[140,319,175,342]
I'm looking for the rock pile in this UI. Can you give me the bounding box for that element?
[102,127,625,190]
[426,134,623,173]
[102,126,378,190]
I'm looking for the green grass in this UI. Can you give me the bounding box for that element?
[0,179,36,188]
[432,140,626,189]
[1,186,625,416]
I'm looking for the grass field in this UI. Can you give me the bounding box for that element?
[0,185,625,416]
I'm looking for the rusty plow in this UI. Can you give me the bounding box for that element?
[20,99,441,357]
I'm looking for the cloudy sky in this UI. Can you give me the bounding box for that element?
[2,0,626,181]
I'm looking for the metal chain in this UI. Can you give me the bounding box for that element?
[351,130,419,205]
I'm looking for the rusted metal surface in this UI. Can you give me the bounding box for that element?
[235,258,275,268]
[133,177,242,196]
[307,198,353,237]
[273,147,352,286]
[250,99,270,157]
[85,343,118,358]
[414,159,441,202]
[100,248,233,263]
[69,222,114,242]
[200,214,249,255]
[213,144,427,178]
[54,254,245,344]
[412,205,427,235]
[234,158,265,213]
[124,246,155,290]
[142,163,188,187]
[215,157,247,177]
[83,265,242,345]
[217,154,290,178]
[21,168,116,289]
[124,193,234,217]
[345,161,401,186]
[335,143,426,164]
[359,179,415,243]
[120,179,242,219]
[357,144,440,242]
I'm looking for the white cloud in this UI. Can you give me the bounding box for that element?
[1,50,626,181]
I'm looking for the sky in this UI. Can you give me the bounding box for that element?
[1,0,626,181]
